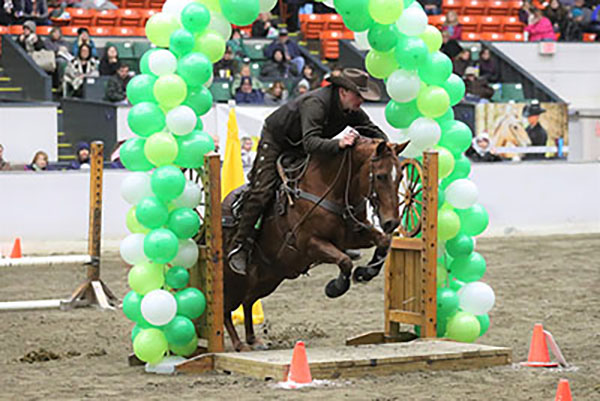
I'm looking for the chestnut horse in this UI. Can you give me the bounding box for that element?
[221,138,409,351]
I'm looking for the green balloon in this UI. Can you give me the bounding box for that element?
[170,28,195,58]
[476,314,490,336]
[126,206,150,234]
[195,117,204,131]
[419,24,442,53]
[184,86,213,117]
[169,334,198,356]
[175,288,206,319]
[136,196,169,229]
[438,186,445,209]
[369,0,404,25]
[174,130,215,168]
[168,208,201,239]
[446,233,474,258]
[366,49,398,79]
[438,120,473,155]
[450,251,486,282]
[437,251,453,271]
[140,49,159,76]
[442,74,466,106]
[164,316,196,346]
[127,74,157,105]
[220,0,259,25]
[418,51,452,85]
[446,311,480,343]
[336,0,373,32]
[456,204,489,236]
[151,166,186,202]
[145,131,179,167]
[342,11,374,32]
[131,324,142,342]
[452,154,472,179]
[417,85,449,118]
[145,13,180,48]
[194,29,225,63]
[121,137,154,172]
[438,208,460,241]
[449,275,465,292]
[367,23,399,52]
[436,145,454,178]
[133,328,168,364]
[165,266,190,289]
[435,107,455,124]
[177,52,212,88]
[436,263,448,288]
[128,261,164,295]
[385,99,420,129]
[394,35,429,70]
[437,287,459,320]
[154,74,188,109]
[123,290,144,323]
[181,3,211,33]
[127,102,165,137]
[144,228,179,264]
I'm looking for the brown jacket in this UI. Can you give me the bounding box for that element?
[263,85,387,154]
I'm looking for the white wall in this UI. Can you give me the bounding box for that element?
[0,105,58,164]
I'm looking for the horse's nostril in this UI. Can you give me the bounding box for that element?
[383,220,399,234]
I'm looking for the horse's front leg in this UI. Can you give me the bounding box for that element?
[307,237,353,298]
[352,229,392,283]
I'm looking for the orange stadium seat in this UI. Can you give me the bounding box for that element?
[428,15,446,28]
[443,0,464,14]
[89,27,114,36]
[125,0,148,9]
[62,26,81,36]
[503,16,524,33]
[503,32,525,41]
[36,26,54,35]
[463,32,481,41]
[148,0,166,10]
[481,32,504,41]
[0,26,8,34]
[480,16,502,32]
[111,0,125,7]
[459,15,478,32]
[583,33,597,41]
[132,27,146,36]
[464,0,485,15]
[303,14,326,39]
[320,31,353,59]
[9,25,23,34]
[325,14,345,31]
[508,1,523,16]
[95,10,118,26]
[118,9,143,27]
[140,9,158,26]
[70,9,95,26]
[487,0,511,16]
[114,27,135,36]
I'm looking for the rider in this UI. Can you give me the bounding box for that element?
[228,68,388,275]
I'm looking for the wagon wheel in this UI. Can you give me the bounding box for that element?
[397,158,424,237]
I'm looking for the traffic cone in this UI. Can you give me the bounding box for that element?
[10,238,22,258]
[554,379,572,401]
[521,323,559,367]
[287,341,312,384]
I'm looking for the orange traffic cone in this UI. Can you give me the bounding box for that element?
[287,341,312,384]
[522,324,559,367]
[10,238,22,258]
[555,379,572,401]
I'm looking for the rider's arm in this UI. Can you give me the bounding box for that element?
[351,109,389,141]
[300,97,341,154]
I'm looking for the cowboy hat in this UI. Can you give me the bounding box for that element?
[327,68,381,101]
[523,103,546,117]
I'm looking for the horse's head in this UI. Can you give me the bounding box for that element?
[366,140,410,234]
[493,114,531,147]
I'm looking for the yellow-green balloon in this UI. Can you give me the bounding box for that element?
[133,328,169,364]
[198,0,221,12]
[446,311,480,343]
[145,131,179,166]
[128,261,164,295]
[145,12,180,48]
[154,74,187,109]
[126,206,150,234]
[369,0,403,25]
[436,146,455,178]
[438,208,460,241]
[194,29,226,63]
[419,25,443,53]
[417,85,450,118]
[365,49,398,79]
[169,334,198,356]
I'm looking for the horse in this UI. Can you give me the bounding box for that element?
[491,111,531,160]
[220,137,410,351]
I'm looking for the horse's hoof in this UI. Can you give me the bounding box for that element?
[325,277,350,298]
[248,338,269,351]
[235,343,251,352]
[353,266,375,283]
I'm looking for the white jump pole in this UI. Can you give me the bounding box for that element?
[0,299,63,311]
[0,255,92,268]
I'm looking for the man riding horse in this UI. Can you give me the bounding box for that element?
[228,68,389,275]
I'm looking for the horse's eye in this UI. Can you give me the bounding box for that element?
[376,174,388,181]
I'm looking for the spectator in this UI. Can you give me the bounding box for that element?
[70,142,91,169]
[240,136,255,179]
[419,0,442,15]
[252,12,276,38]
[440,30,463,59]
[232,62,265,94]
[284,0,302,32]
[45,27,71,88]
[453,49,472,77]
[260,48,299,79]
[466,133,502,162]
[64,43,99,97]
[1,0,16,25]
[72,27,98,59]
[227,29,248,60]
[544,0,569,38]
[442,10,462,40]
[570,0,593,34]
[463,67,494,102]
[586,4,600,40]
[301,64,320,89]
[0,144,10,171]
[105,62,131,103]
[18,0,50,25]
[17,20,43,54]
[295,79,310,96]
[523,103,548,160]
[525,8,557,41]
[519,0,534,25]
[321,63,343,87]
[264,28,305,74]
[264,80,288,106]
[476,48,499,83]
[26,150,49,171]
[213,46,240,78]
[234,76,264,104]
[99,45,120,76]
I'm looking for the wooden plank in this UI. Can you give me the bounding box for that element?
[391,237,422,250]
[175,354,216,374]
[421,151,438,338]
[389,310,423,325]
[404,248,416,313]
[87,141,103,281]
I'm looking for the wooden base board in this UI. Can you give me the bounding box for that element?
[175,340,512,380]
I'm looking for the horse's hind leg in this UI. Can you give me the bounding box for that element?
[243,301,268,350]
[224,310,250,352]
[307,237,353,298]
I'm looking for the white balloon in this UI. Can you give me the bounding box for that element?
[396,4,428,36]
[171,238,199,268]
[400,141,423,158]
[172,181,202,208]
[120,234,147,265]
[386,69,421,103]
[259,0,277,12]
[354,31,371,51]
[458,281,495,315]
[141,289,178,326]
[121,172,153,204]
[407,117,441,150]
[166,105,197,136]
[209,11,232,40]
[445,179,479,209]
[162,0,193,22]
[148,49,177,76]
[320,0,335,9]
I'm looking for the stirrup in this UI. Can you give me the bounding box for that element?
[228,244,247,276]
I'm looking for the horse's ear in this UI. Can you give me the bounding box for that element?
[393,141,410,155]
[376,141,388,156]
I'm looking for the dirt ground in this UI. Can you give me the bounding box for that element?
[1,234,599,401]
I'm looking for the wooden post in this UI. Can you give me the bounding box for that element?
[421,151,438,338]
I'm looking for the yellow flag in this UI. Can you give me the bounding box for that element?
[221,108,246,201]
